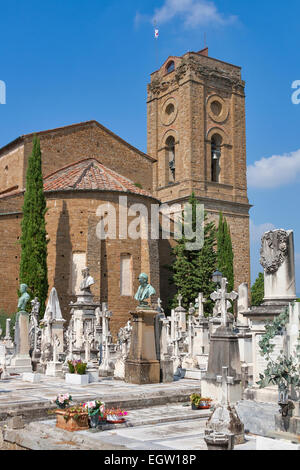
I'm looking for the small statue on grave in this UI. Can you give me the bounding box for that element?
[17,284,30,312]
[80,267,95,293]
[134,273,156,308]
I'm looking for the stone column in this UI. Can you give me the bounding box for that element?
[10,311,32,373]
[125,308,160,384]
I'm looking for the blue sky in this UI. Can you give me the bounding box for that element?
[0,0,299,293]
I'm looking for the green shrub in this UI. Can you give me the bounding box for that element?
[67,360,87,375]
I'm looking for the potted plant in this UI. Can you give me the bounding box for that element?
[190,393,212,410]
[65,360,89,385]
[83,400,105,428]
[105,408,128,424]
[55,405,89,431]
[53,393,72,410]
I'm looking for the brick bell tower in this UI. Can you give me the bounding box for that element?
[147,48,251,298]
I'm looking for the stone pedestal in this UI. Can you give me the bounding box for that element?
[201,326,242,403]
[125,308,160,385]
[160,359,174,383]
[10,311,32,373]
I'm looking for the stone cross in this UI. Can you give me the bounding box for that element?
[195,293,206,317]
[216,366,235,405]
[210,278,238,327]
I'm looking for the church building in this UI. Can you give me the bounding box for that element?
[0,47,251,335]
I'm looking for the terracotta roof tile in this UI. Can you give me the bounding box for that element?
[43,158,154,198]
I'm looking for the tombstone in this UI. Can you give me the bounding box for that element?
[0,344,10,379]
[236,283,252,366]
[45,334,63,377]
[69,268,100,362]
[176,294,187,331]
[237,283,250,327]
[205,366,245,446]
[160,317,174,383]
[182,304,201,378]
[114,321,132,380]
[43,288,65,355]
[99,309,114,377]
[195,293,206,318]
[201,277,242,403]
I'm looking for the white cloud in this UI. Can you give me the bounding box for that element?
[250,220,276,244]
[248,149,300,189]
[135,0,237,28]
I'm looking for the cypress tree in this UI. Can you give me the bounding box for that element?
[168,193,217,313]
[19,136,48,316]
[251,272,265,306]
[217,212,234,292]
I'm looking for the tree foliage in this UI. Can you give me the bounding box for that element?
[19,136,49,316]
[251,272,264,307]
[217,212,234,292]
[168,193,217,314]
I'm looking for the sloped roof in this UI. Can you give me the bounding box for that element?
[0,120,156,162]
[43,158,155,198]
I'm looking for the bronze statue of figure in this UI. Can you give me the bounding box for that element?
[18,284,30,312]
[134,273,156,308]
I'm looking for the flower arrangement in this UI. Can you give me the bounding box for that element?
[53,393,73,409]
[190,394,212,409]
[83,400,105,417]
[105,408,128,422]
[67,359,87,375]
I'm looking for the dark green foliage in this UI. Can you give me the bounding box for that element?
[258,308,289,358]
[168,193,217,314]
[251,272,264,307]
[217,212,234,292]
[257,308,300,389]
[19,136,49,317]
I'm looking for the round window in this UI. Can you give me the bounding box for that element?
[211,101,222,117]
[165,103,175,116]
